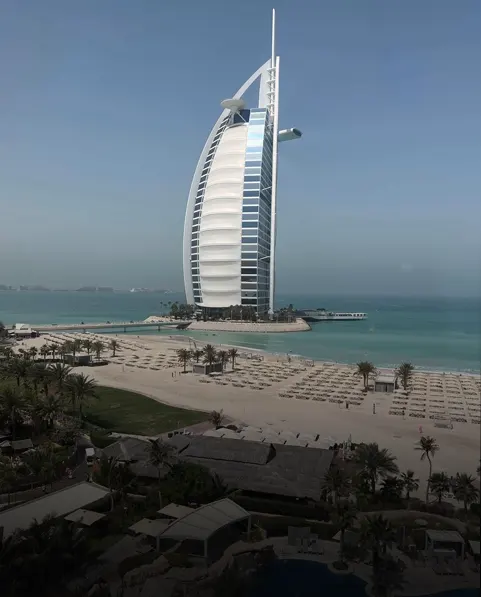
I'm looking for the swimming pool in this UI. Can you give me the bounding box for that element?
[248,559,479,597]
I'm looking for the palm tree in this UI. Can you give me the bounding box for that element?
[416,435,439,503]
[23,449,49,488]
[29,363,53,397]
[323,466,351,505]
[356,443,399,495]
[40,451,61,490]
[28,347,38,361]
[92,340,104,361]
[228,348,238,370]
[210,410,224,429]
[360,514,397,567]
[65,373,98,420]
[109,339,119,357]
[395,362,414,391]
[148,439,174,507]
[39,345,50,363]
[8,356,30,387]
[334,503,357,563]
[0,346,14,362]
[352,470,372,509]
[400,469,419,501]
[176,348,192,373]
[48,363,72,394]
[356,361,376,390]
[452,473,479,514]
[82,339,93,357]
[193,349,203,363]
[48,343,58,362]
[94,456,135,511]
[380,476,405,503]
[428,472,451,504]
[217,350,229,370]
[58,342,69,363]
[36,394,65,430]
[0,385,27,440]
[203,344,217,367]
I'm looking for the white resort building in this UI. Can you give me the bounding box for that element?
[183,10,301,318]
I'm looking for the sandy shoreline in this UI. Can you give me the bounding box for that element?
[14,332,480,499]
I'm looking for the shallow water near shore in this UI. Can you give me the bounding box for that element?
[0,292,479,373]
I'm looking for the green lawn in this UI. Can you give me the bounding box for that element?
[84,386,208,436]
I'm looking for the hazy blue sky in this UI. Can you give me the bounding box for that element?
[1,0,480,296]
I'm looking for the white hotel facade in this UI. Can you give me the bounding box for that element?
[183,10,301,317]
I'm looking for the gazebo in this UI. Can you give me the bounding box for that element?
[425,529,465,559]
[155,498,250,561]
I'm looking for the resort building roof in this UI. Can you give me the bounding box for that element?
[170,435,334,499]
[158,498,249,541]
[64,509,106,526]
[102,437,151,462]
[158,503,195,519]
[129,518,171,538]
[0,482,108,538]
[102,434,335,500]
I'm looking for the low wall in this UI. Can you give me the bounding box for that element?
[186,318,311,334]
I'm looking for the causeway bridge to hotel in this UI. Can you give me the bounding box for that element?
[34,321,191,333]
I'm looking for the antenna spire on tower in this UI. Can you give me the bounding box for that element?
[271,8,276,69]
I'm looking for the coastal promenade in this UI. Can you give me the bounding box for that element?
[32,320,189,333]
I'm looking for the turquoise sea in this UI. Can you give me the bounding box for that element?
[0,292,479,373]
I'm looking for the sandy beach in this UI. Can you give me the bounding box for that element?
[19,332,481,497]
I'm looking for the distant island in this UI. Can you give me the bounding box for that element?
[0,284,178,294]
[76,286,114,292]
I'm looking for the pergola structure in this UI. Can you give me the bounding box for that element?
[156,498,250,559]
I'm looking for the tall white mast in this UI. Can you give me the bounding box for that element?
[268,8,279,316]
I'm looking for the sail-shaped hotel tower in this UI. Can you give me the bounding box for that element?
[183,10,301,317]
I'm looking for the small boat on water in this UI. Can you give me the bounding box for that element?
[295,308,367,322]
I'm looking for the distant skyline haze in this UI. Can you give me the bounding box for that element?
[1,0,480,297]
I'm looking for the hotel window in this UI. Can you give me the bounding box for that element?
[241,252,258,259]
[242,237,257,244]
[242,221,258,228]
[243,199,259,205]
[242,206,259,213]
[244,176,260,183]
[243,190,260,197]
[241,268,257,275]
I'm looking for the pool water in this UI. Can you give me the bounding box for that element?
[248,559,479,597]
[248,560,366,597]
